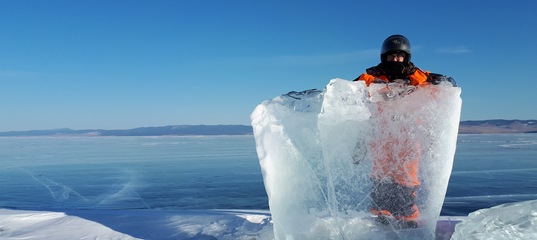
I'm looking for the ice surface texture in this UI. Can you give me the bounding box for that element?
[451,199,537,240]
[251,79,462,239]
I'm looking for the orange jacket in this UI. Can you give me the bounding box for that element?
[358,68,430,87]
[355,66,431,187]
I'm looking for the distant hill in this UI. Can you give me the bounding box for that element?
[459,120,537,134]
[0,125,253,137]
[0,120,535,137]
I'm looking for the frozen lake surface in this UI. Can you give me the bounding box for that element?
[0,136,266,211]
[1,134,536,215]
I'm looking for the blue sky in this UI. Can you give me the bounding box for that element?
[1,0,536,131]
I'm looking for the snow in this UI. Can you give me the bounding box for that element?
[251,79,462,239]
[0,209,274,239]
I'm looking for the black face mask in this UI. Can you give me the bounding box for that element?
[381,61,407,80]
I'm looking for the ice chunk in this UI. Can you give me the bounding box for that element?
[251,79,462,239]
[451,200,537,240]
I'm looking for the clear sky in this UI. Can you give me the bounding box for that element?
[1,0,536,131]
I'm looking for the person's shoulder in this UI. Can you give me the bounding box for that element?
[406,62,420,74]
[354,64,383,82]
[408,62,457,87]
[365,64,384,76]
[427,72,458,87]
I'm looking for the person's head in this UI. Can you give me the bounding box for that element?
[380,35,411,64]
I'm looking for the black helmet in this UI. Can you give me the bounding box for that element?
[381,34,411,63]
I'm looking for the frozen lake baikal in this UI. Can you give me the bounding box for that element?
[0,136,267,211]
[442,134,537,216]
[1,134,536,215]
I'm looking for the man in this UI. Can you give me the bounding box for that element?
[354,34,456,228]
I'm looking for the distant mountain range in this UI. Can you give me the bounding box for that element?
[0,125,253,137]
[458,119,537,134]
[0,120,536,137]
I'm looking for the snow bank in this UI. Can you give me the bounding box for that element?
[0,209,273,240]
